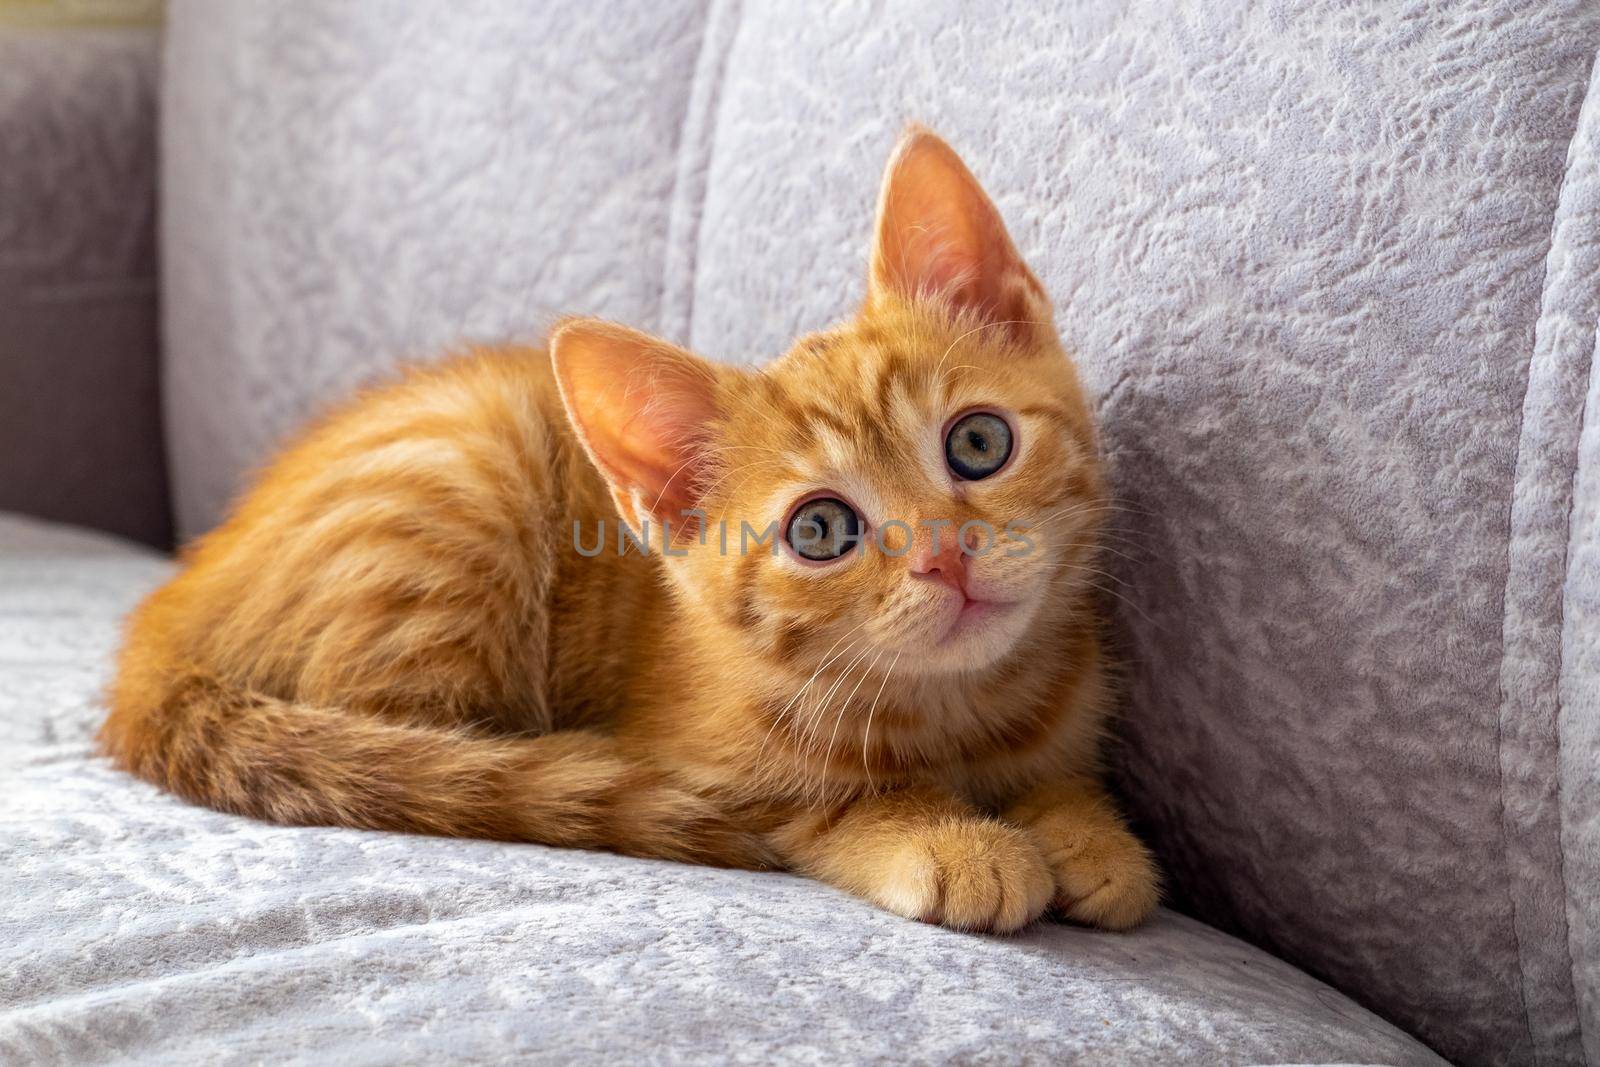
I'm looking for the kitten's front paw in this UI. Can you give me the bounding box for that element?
[1030,815,1160,931]
[875,819,1053,933]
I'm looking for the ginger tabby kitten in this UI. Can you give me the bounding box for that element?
[102,129,1159,933]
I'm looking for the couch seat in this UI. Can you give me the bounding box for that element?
[0,513,1444,1065]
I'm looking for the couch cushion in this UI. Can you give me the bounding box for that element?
[1504,49,1600,1067]
[160,0,716,538]
[0,27,168,547]
[1564,322,1600,1067]
[1551,63,1600,1060]
[679,4,1600,1065]
[0,512,1443,1065]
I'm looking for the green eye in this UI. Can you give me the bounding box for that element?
[786,497,860,562]
[945,412,1013,480]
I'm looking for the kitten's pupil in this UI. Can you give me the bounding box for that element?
[968,430,987,452]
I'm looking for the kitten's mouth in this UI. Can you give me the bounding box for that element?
[938,595,1017,645]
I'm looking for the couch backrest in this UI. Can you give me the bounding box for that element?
[0,26,168,547]
[161,3,1600,1063]
[160,0,713,537]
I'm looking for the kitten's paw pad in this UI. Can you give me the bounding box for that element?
[1037,823,1160,932]
[877,819,1052,933]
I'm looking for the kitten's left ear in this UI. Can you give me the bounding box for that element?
[867,126,1052,345]
[551,319,724,535]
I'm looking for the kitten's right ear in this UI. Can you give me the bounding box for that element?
[550,319,723,534]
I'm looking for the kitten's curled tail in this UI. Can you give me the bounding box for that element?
[98,672,768,867]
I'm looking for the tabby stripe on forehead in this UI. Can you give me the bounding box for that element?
[760,378,808,429]
[856,407,893,460]
[800,404,854,438]
[872,350,905,419]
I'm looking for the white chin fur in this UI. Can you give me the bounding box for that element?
[906,595,1040,675]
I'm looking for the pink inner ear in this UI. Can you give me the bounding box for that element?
[869,129,1044,335]
[619,394,716,514]
[917,242,987,305]
[551,321,721,525]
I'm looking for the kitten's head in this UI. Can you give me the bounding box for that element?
[554,128,1103,677]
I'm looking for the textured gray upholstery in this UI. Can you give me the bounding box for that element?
[1568,353,1600,1066]
[160,1,711,538]
[1557,77,1600,1060]
[0,513,1445,1067]
[0,27,168,547]
[1508,51,1600,1067]
[0,0,1558,1063]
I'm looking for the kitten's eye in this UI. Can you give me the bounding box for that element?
[786,497,861,562]
[945,412,1013,480]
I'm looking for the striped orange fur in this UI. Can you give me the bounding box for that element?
[102,128,1159,932]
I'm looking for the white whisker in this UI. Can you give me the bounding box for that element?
[861,650,901,794]
[753,623,866,770]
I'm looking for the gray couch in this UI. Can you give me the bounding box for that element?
[3,2,1598,1064]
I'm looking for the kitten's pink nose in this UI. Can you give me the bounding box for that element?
[909,528,973,595]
